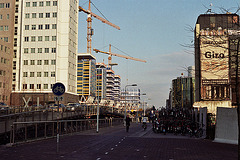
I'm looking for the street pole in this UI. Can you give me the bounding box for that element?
[96,74,100,133]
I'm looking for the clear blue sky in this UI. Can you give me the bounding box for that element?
[78,0,240,109]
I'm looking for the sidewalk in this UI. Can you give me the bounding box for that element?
[0,122,237,160]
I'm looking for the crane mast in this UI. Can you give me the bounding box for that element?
[79,1,120,54]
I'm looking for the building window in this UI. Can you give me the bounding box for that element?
[30,60,35,65]
[37,72,41,77]
[23,84,27,89]
[46,1,50,6]
[31,48,35,53]
[25,13,30,18]
[30,84,34,89]
[13,73,16,81]
[0,15,2,19]
[25,25,29,30]
[32,25,36,30]
[39,13,43,18]
[32,13,36,18]
[32,2,37,7]
[37,60,42,65]
[44,72,48,77]
[23,60,28,65]
[45,48,49,53]
[24,37,29,42]
[4,37,8,42]
[37,84,41,89]
[53,12,57,17]
[24,48,28,53]
[44,84,48,89]
[23,72,28,77]
[26,2,30,7]
[4,26,8,31]
[52,48,56,53]
[53,1,57,6]
[30,72,34,77]
[45,36,49,41]
[52,24,57,29]
[46,13,50,18]
[0,26,3,31]
[13,61,16,69]
[45,24,50,29]
[39,1,43,6]
[6,3,10,8]
[52,36,56,41]
[38,48,42,53]
[51,72,55,77]
[38,25,43,30]
[6,14,9,19]
[0,3,4,8]
[31,36,36,42]
[44,60,49,65]
[51,60,56,65]
[38,36,42,41]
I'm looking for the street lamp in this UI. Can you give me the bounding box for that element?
[124,84,137,122]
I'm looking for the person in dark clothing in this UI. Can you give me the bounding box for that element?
[139,116,142,123]
[125,115,131,132]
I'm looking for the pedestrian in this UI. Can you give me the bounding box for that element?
[139,116,142,123]
[125,115,131,132]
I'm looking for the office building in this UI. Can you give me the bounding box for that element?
[77,53,96,101]
[11,0,79,105]
[96,62,107,100]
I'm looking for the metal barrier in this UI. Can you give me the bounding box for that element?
[10,118,123,145]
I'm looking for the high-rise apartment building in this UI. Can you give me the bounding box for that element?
[0,0,15,105]
[96,63,107,100]
[12,0,78,105]
[113,75,121,102]
[106,67,115,100]
[77,53,96,101]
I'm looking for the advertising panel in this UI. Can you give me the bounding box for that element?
[200,36,229,80]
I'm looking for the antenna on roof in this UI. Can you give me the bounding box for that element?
[203,3,214,14]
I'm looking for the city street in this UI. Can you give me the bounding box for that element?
[0,123,237,160]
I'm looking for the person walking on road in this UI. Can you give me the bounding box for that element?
[139,116,142,123]
[125,115,131,132]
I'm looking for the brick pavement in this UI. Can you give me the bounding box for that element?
[0,123,237,160]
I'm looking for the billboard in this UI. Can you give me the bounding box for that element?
[200,36,229,80]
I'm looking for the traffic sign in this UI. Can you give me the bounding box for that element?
[54,96,64,101]
[52,82,65,96]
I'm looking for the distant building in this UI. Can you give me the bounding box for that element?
[194,13,240,113]
[106,67,115,100]
[172,76,194,109]
[0,0,15,105]
[96,63,107,100]
[77,53,96,101]
[120,89,140,112]
[113,75,121,102]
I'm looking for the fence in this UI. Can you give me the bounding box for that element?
[10,118,123,145]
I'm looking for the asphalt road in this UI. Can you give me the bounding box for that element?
[0,123,237,160]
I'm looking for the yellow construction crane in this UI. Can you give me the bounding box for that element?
[79,0,120,54]
[93,44,147,67]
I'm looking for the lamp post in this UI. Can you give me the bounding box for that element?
[124,84,137,123]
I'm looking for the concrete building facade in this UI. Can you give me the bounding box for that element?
[11,0,79,105]
[0,0,15,105]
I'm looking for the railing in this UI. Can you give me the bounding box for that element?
[10,118,123,145]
